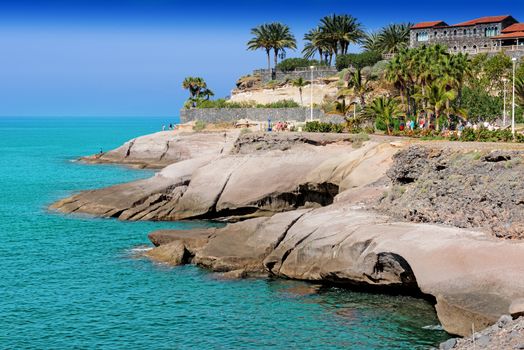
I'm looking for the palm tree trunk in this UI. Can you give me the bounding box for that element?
[266,49,271,73]
[273,49,278,80]
[299,88,303,106]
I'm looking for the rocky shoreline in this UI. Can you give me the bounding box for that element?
[52,130,524,341]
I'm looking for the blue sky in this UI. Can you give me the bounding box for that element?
[0,0,523,117]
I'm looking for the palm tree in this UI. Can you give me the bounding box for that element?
[424,81,457,131]
[362,32,381,52]
[267,23,297,75]
[306,14,364,65]
[331,99,353,116]
[182,77,211,108]
[247,24,273,72]
[365,96,404,135]
[320,14,364,56]
[201,88,214,101]
[292,77,310,105]
[182,77,207,99]
[376,23,412,54]
[302,27,328,62]
[345,68,371,106]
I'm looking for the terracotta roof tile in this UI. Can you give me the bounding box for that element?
[452,15,511,27]
[492,31,524,39]
[411,21,447,29]
[502,23,524,33]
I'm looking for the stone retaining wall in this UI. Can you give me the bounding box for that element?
[180,108,344,124]
[253,68,338,83]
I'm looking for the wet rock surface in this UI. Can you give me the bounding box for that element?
[380,146,524,239]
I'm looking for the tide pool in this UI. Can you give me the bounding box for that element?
[0,117,449,349]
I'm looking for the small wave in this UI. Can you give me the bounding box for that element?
[422,325,444,331]
[129,245,153,253]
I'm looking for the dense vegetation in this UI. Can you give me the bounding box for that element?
[182,14,524,134]
[276,58,325,72]
[335,51,382,70]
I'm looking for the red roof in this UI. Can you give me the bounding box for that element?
[411,21,447,29]
[502,23,524,33]
[492,31,524,39]
[452,15,512,27]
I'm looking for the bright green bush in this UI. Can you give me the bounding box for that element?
[257,100,300,108]
[194,99,299,109]
[459,127,515,142]
[336,51,382,71]
[277,58,325,72]
[459,87,503,123]
[303,121,343,133]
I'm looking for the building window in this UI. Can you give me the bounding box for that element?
[463,46,467,50]
[434,31,438,37]
[484,44,488,48]
[453,46,458,51]
[463,29,467,35]
[443,31,447,36]
[473,29,477,35]
[417,32,429,42]
[454,30,457,36]
[485,27,498,37]
[473,45,477,50]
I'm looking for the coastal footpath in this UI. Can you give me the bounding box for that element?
[51,129,524,338]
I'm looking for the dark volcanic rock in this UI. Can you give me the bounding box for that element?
[447,316,524,349]
[380,146,524,239]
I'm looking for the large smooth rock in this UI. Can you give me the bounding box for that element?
[53,132,398,221]
[82,131,239,168]
[147,203,524,336]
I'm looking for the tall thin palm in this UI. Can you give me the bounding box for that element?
[292,77,310,106]
[267,23,297,73]
[425,81,457,131]
[247,24,273,72]
[318,14,364,63]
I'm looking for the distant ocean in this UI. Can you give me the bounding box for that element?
[0,117,449,349]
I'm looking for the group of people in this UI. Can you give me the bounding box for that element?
[273,121,292,132]
[162,123,177,131]
[397,117,507,134]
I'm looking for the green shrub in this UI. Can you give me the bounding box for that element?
[194,99,298,109]
[336,51,382,71]
[277,58,325,72]
[257,100,300,108]
[303,121,344,133]
[192,120,207,131]
[459,87,503,123]
[458,127,517,142]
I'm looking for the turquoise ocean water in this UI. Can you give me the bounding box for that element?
[0,117,449,349]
